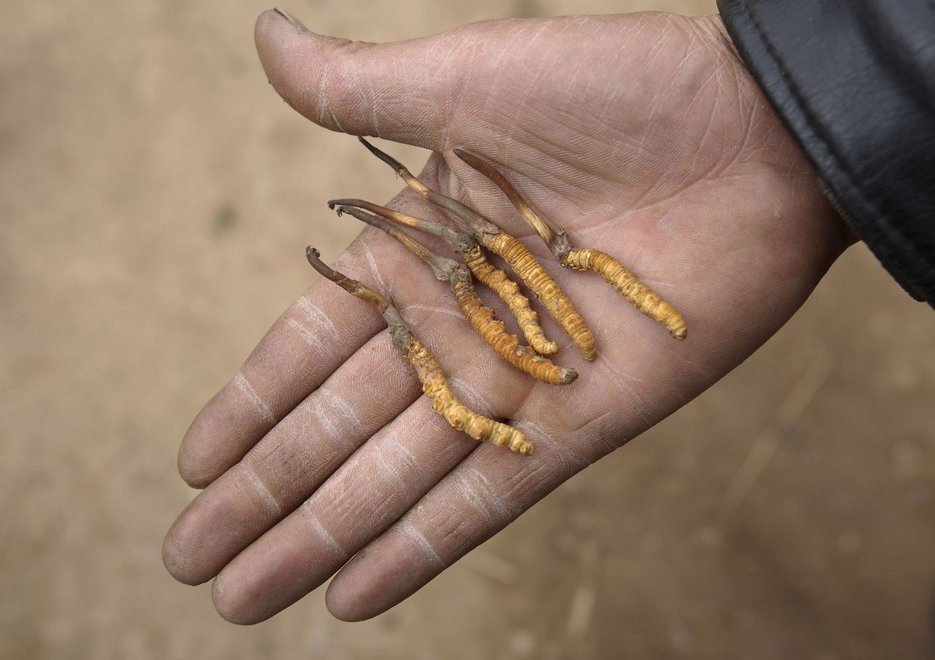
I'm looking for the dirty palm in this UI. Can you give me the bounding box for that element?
[163,9,847,623]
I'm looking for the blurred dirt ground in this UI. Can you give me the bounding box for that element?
[1,0,934,658]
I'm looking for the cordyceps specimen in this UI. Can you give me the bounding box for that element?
[332,204,577,386]
[454,149,688,340]
[358,137,597,362]
[306,247,534,455]
[328,198,558,356]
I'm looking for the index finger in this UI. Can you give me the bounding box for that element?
[176,234,388,488]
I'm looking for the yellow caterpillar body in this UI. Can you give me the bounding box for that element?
[451,276,577,386]
[407,340,534,454]
[564,248,687,340]
[484,233,596,361]
[463,244,558,355]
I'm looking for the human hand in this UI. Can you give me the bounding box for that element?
[163,9,850,624]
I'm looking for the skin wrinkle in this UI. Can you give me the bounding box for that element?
[299,398,498,589]
[597,29,643,123]
[355,47,382,136]
[316,59,329,126]
[399,520,446,569]
[577,410,629,453]
[285,316,327,354]
[706,73,763,184]
[671,354,719,394]
[301,504,348,557]
[438,515,481,553]
[371,441,411,494]
[265,331,412,475]
[498,457,562,505]
[503,122,598,201]
[400,302,465,322]
[292,310,504,520]
[499,22,561,144]
[317,387,368,438]
[424,474,515,559]
[396,295,475,349]
[294,42,318,121]
[580,220,628,259]
[625,88,727,208]
[591,349,652,431]
[318,41,351,133]
[233,274,476,548]
[422,36,453,146]
[533,100,628,173]
[691,78,730,182]
[238,462,284,517]
[446,375,498,417]
[643,16,682,80]
[308,396,341,449]
[460,467,515,525]
[441,36,477,150]
[294,296,340,345]
[339,442,565,598]
[511,418,592,472]
[389,440,429,493]
[233,373,275,425]
[582,191,691,240]
[360,238,388,293]
[475,26,526,121]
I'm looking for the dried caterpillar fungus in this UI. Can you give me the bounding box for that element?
[449,273,575,385]
[407,339,533,454]
[305,247,533,454]
[358,137,596,361]
[329,198,557,355]
[564,248,687,340]
[332,205,576,385]
[482,232,596,361]
[453,148,688,340]
[461,244,557,355]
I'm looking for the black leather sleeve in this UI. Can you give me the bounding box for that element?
[716,0,935,306]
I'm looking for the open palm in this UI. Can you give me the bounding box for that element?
[163,9,849,623]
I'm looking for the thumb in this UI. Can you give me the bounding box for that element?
[255,8,464,149]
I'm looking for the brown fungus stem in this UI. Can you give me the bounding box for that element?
[453,149,688,340]
[306,247,533,454]
[332,206,576,386]
[358,137,596,361]
[329,198,558,355]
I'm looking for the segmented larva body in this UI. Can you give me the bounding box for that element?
[563,248,687,340]
[462,244,558,355]
[450,276,577,386]
[483,232,597,362]
[407,339,534,455]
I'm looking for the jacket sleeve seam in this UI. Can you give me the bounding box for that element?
[736,0,884,215]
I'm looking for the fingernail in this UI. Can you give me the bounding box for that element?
[273,8,308,31]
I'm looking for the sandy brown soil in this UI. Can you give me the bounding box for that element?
[2,0,934,658]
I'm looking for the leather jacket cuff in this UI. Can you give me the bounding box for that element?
[717,0,935,305]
